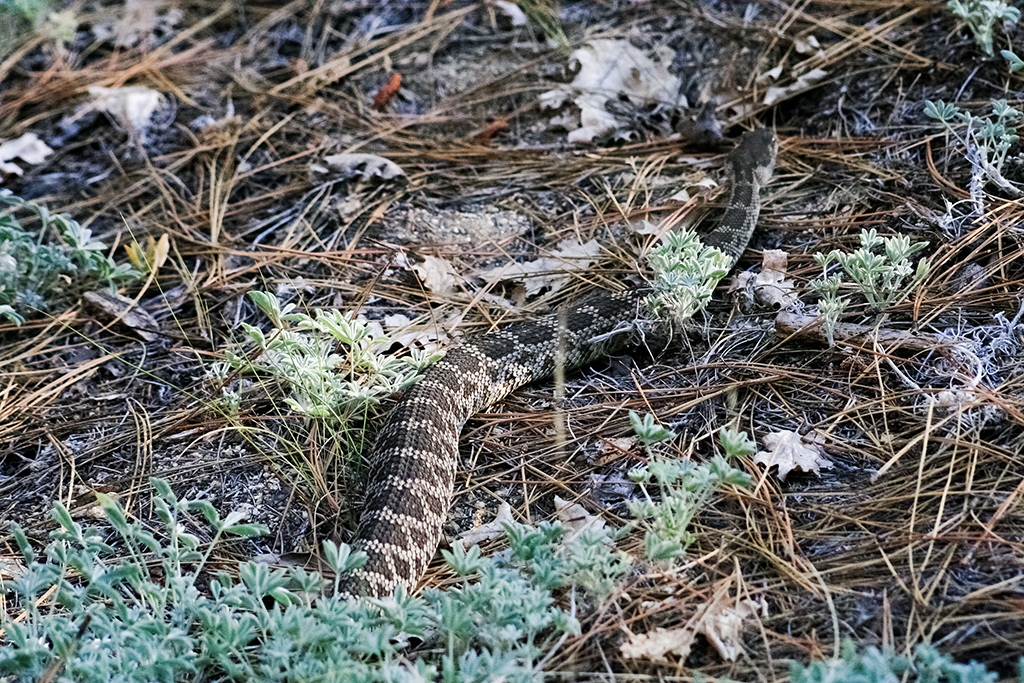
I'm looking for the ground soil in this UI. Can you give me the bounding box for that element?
[1,0,1023,677]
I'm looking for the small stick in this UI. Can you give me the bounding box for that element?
[774,310,957,354]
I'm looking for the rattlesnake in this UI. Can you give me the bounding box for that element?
[342,128,778,598]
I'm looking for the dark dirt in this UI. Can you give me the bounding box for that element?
[1,0,1023,677]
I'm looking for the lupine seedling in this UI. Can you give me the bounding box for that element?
[0,190,138,325]
[946,0,1020,56]
[215,291,441,422]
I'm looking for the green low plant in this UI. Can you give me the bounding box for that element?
[626,412,753,562]
[924,98,1023,200]
[0,0,61,61]
[0,191,138,325]
[791,639,1005,683]
[809,228,930,346]
[0,0,53,24]
[1002,48,1024,71]
[629,409,675,449]
[0,478,630,683]
[645,229,733,327]
[214,291,441,422]
[947,0,1020,56]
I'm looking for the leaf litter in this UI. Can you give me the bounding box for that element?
[1,0,1023,678]
[540,39,684,143]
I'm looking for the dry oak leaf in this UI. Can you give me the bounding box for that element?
[554,495,605,539]
[383,312,450,354]
[763,68,828,106]
[457,501,515,546]
[318,153,405,181]
[699,598,762,661]
[620,627,695,663]
[413,255,460,295]
[492,0,527,25]
[539,39,684,143]
[478,238,600,296]
[730,249,798,309]
[0,133,53,176]
[754,430,833,480]
[89,85,165,135]
[620,597,761,662]
[596,436,636,457]
[113,0,181,47]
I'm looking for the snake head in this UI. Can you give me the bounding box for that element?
[732,128,778,186]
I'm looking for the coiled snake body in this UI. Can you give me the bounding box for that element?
[344,129,778,597]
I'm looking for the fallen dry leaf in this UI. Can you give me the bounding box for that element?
[89,85,166,136]
[756,64,784,84]
[0,133,53,176]
[620,627,696,663]
[794,34,824,56]
[113,0,181,47]
[478,238,600,296]
[413,255,460,295]
[540,39,684,143]
[596,436,636,457]
[668,173,718,203]
[456,501,515,546]
[492,0,527,25]
[763,68,829,106]
[700,598,761,661]
[730,249,799,309]
[319,153,405,181]
[382,312,450,353]
[621,576,762,663]
[754,430,833,480]
[554,495,605,538]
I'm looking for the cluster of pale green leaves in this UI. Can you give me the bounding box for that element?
[791,639,1004,683]
[215,290,440,423]
[627,410,754,562]
[946,0,1020,58]
[809,229,930,346]
[0,478,633,683]
[645,228,733,327]
[925,98,1023,202]
[0,190,138,325]
[2,477,1006,680]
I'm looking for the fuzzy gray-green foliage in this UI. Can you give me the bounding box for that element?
[924,98,1023,205]
[645,229,732,327]
[790,639,1008,683]
[3,477,1008,681]
[0,479,627,683]
[809,228,930,345]
[627,413,753,562]
[0,191,138,326]
[946,0,1020,56]
[215,291,441,423]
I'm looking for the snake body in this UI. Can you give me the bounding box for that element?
[344,129,777,597]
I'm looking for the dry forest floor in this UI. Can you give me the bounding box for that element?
[1,0,1023,678]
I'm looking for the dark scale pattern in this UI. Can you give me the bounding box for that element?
[341,130,777,598]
